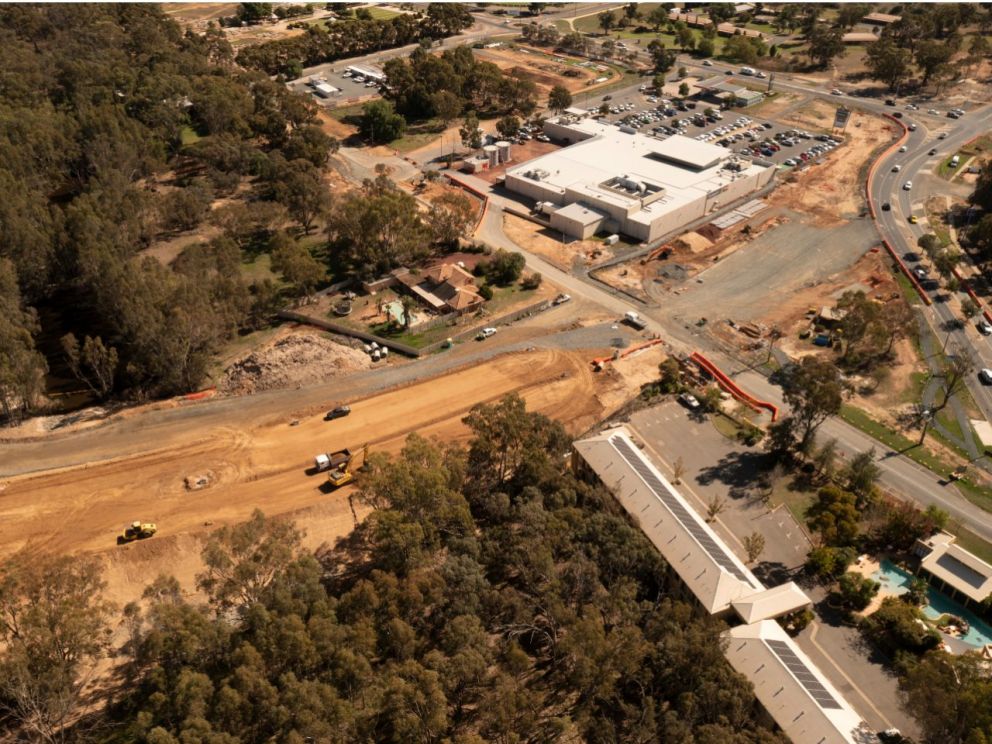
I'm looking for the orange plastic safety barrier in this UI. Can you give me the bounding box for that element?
[689,351,779,421]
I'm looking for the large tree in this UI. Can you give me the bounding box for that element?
[779,356,845,454]
[327,174,430,278]
[359,99,407,144]
[547,84,572,115]
[807,25,845,68]
[865,37,913,91]
[0,553,115,743]
[0,259,48,422]
[900,647,992,743]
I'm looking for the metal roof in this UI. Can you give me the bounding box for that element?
[920,534,992,603]
[731,581,812,624]
[723,621,874,744]
[572,428,763,613]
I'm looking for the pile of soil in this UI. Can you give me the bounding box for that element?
[220,330,371,395]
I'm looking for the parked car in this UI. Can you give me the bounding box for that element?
[678,393,701,410]
[702,59,714,66]
[477,327,497,340]
[980,369,992,385]
[552,293,571,305]
[979,320,992,336]
[324,405,351,421]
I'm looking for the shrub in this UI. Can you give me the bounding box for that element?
[520,272,542,290]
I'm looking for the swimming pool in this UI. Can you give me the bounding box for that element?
[872,559,992,649]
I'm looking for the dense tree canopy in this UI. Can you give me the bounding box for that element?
[0,397,791,742]
[236,4,473,77]
[0,5,342,413]
[383,45,538,122]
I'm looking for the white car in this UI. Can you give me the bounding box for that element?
[552,293,571,305]
[831,88,842,95]
[979,320,992,336]
[903,180,913,190]
[678,393,701,410]
[908,123,917,131]
[899,145,908,153]
[702,59,714,66]
[477,327,497,339]
[892,164,902,172]
[980,369,992,385]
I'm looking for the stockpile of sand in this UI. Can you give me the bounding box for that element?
[220,330,371,395]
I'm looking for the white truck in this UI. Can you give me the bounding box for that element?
[624,311,648,330]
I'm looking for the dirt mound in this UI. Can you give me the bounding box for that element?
[220,330,371,395]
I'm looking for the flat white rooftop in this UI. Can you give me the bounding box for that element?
[509,118,769,224]
[554,201,606,225]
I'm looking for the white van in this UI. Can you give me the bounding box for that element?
[950,155,960,167]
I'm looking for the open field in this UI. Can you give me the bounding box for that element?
[162,3,237,25]
[474,45,619,95]
[776,109,896,224]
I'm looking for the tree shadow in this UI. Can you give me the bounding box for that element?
[752,560,796,587]
[695,450,776,500]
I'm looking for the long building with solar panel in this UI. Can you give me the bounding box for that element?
[572,427,877,744]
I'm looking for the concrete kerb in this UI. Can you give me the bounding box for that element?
[866,114,933,306]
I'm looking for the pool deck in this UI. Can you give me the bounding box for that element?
[852,555,991,653]
[850,556,888,615]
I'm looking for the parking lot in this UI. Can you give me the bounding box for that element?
[288,67,384,107]
[587,91,843,169]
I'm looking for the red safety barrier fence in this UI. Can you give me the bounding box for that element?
[689,351,779,421]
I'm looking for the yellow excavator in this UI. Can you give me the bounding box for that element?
[314,444,369,489]
[119,521,157,544]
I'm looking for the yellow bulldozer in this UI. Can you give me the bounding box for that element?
[118,521,157,544]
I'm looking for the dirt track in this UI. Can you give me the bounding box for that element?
[0,349,605,561]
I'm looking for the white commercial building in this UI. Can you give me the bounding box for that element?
[506,116,776,242]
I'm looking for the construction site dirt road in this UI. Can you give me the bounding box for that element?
[0,349,612,561]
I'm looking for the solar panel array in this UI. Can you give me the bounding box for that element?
[609,435,751,583]
[936,553,988,590]
[765,639,842,710]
